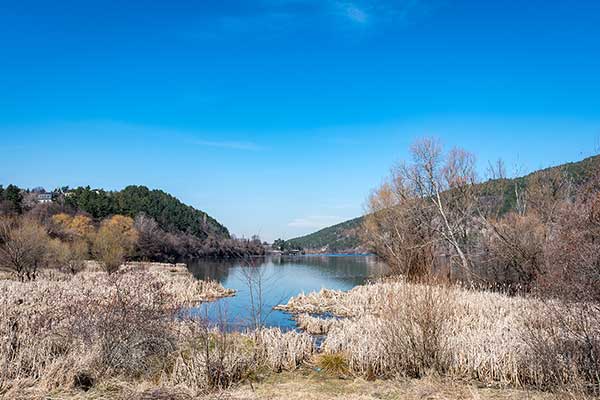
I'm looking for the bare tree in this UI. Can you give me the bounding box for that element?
[363,182,437,278]
[51,238,88,274]
[239,258,273,330]
[0,217,51,280]
[134,213,171,261]
[525,167,573,225]
[486,158,507,180]
[364,138,479,281]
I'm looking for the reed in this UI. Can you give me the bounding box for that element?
[294,314,336,335]
[254,328,314,372]
[0,263,312,397]
[278,278,600,394]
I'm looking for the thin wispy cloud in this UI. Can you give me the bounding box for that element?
[288,215,344,229]
[100,121,266,152]
[190,139,264,151]
[190,0,434,37]
[5,121,266,153]
[336,2,369,24]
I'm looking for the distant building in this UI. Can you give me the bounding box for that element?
[36,192,53,203]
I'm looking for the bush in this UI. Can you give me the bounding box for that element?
[0,270,179,394]
[524,301,600,395]
[317,353,349,376]
[319,280,459,379]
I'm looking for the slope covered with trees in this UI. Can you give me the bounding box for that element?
[64,185,230,240]
[285,217,364,252]
[288,154,600,253]
[0,184,265,266]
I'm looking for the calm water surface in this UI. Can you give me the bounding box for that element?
[187,255,387,330]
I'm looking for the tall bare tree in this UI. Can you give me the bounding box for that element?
[364,137,479,280]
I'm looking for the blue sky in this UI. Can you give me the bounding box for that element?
[1,0,599,241]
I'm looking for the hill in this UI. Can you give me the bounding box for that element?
[0,184,230,241]
[64,185,230,240]
[286,217,364,253]
[287,154,600,253]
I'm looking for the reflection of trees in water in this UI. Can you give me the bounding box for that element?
[187,255,388,287]
[276,255,388,279]
[186,257,271,282]
[190,256,389,331]
[186,259,235,282]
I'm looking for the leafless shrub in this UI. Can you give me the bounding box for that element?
[73,273,179,379]
[170,318,254,390]
[525,168,573,224]
[0,216,52,280]
[363,183,437,279]
[538,174,600,303]
[519,172,600,394]
[379,280,457,378]
[0,264,239,395]
[480,212,545,291]
[169,321,312,390]
[524,301,600,395]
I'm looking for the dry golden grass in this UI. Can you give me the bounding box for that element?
[0,263,313,398]
[2,266,598,398]
[12,369,580,400]
[277,278,600,394]
[294,314,337,335]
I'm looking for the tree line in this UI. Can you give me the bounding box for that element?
[363,137,600,301]
[0,184,265,279]
[0,184,230,240]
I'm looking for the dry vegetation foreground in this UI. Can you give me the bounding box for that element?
[1,263,314,399]
[277,278,600,397]
[36,370,573,400]
[2,265,599,399]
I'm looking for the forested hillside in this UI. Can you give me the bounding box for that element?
[64,186,229,240]
[0,184,260,262]
[288,154,600,253]
[286,217,363,252]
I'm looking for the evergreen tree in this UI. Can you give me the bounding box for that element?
[2,184,23,213]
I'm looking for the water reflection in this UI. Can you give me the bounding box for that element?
[187,255,387,330]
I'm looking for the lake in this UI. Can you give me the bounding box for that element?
[187,255,387,330]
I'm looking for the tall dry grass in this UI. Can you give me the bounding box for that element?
[168,323,312,390]
[0,269,179,396]
[278,278,600,394]
[0,263,309,398]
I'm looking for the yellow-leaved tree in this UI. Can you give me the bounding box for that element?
[92,215,138,273]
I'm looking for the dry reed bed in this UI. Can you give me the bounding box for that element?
[0,265,312,398]
[274,288,353,316]
[277,279,600,391]
[123,262,236,301]
[294,314,337,335]
[168,326,313,391]
[254,328,314,371]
